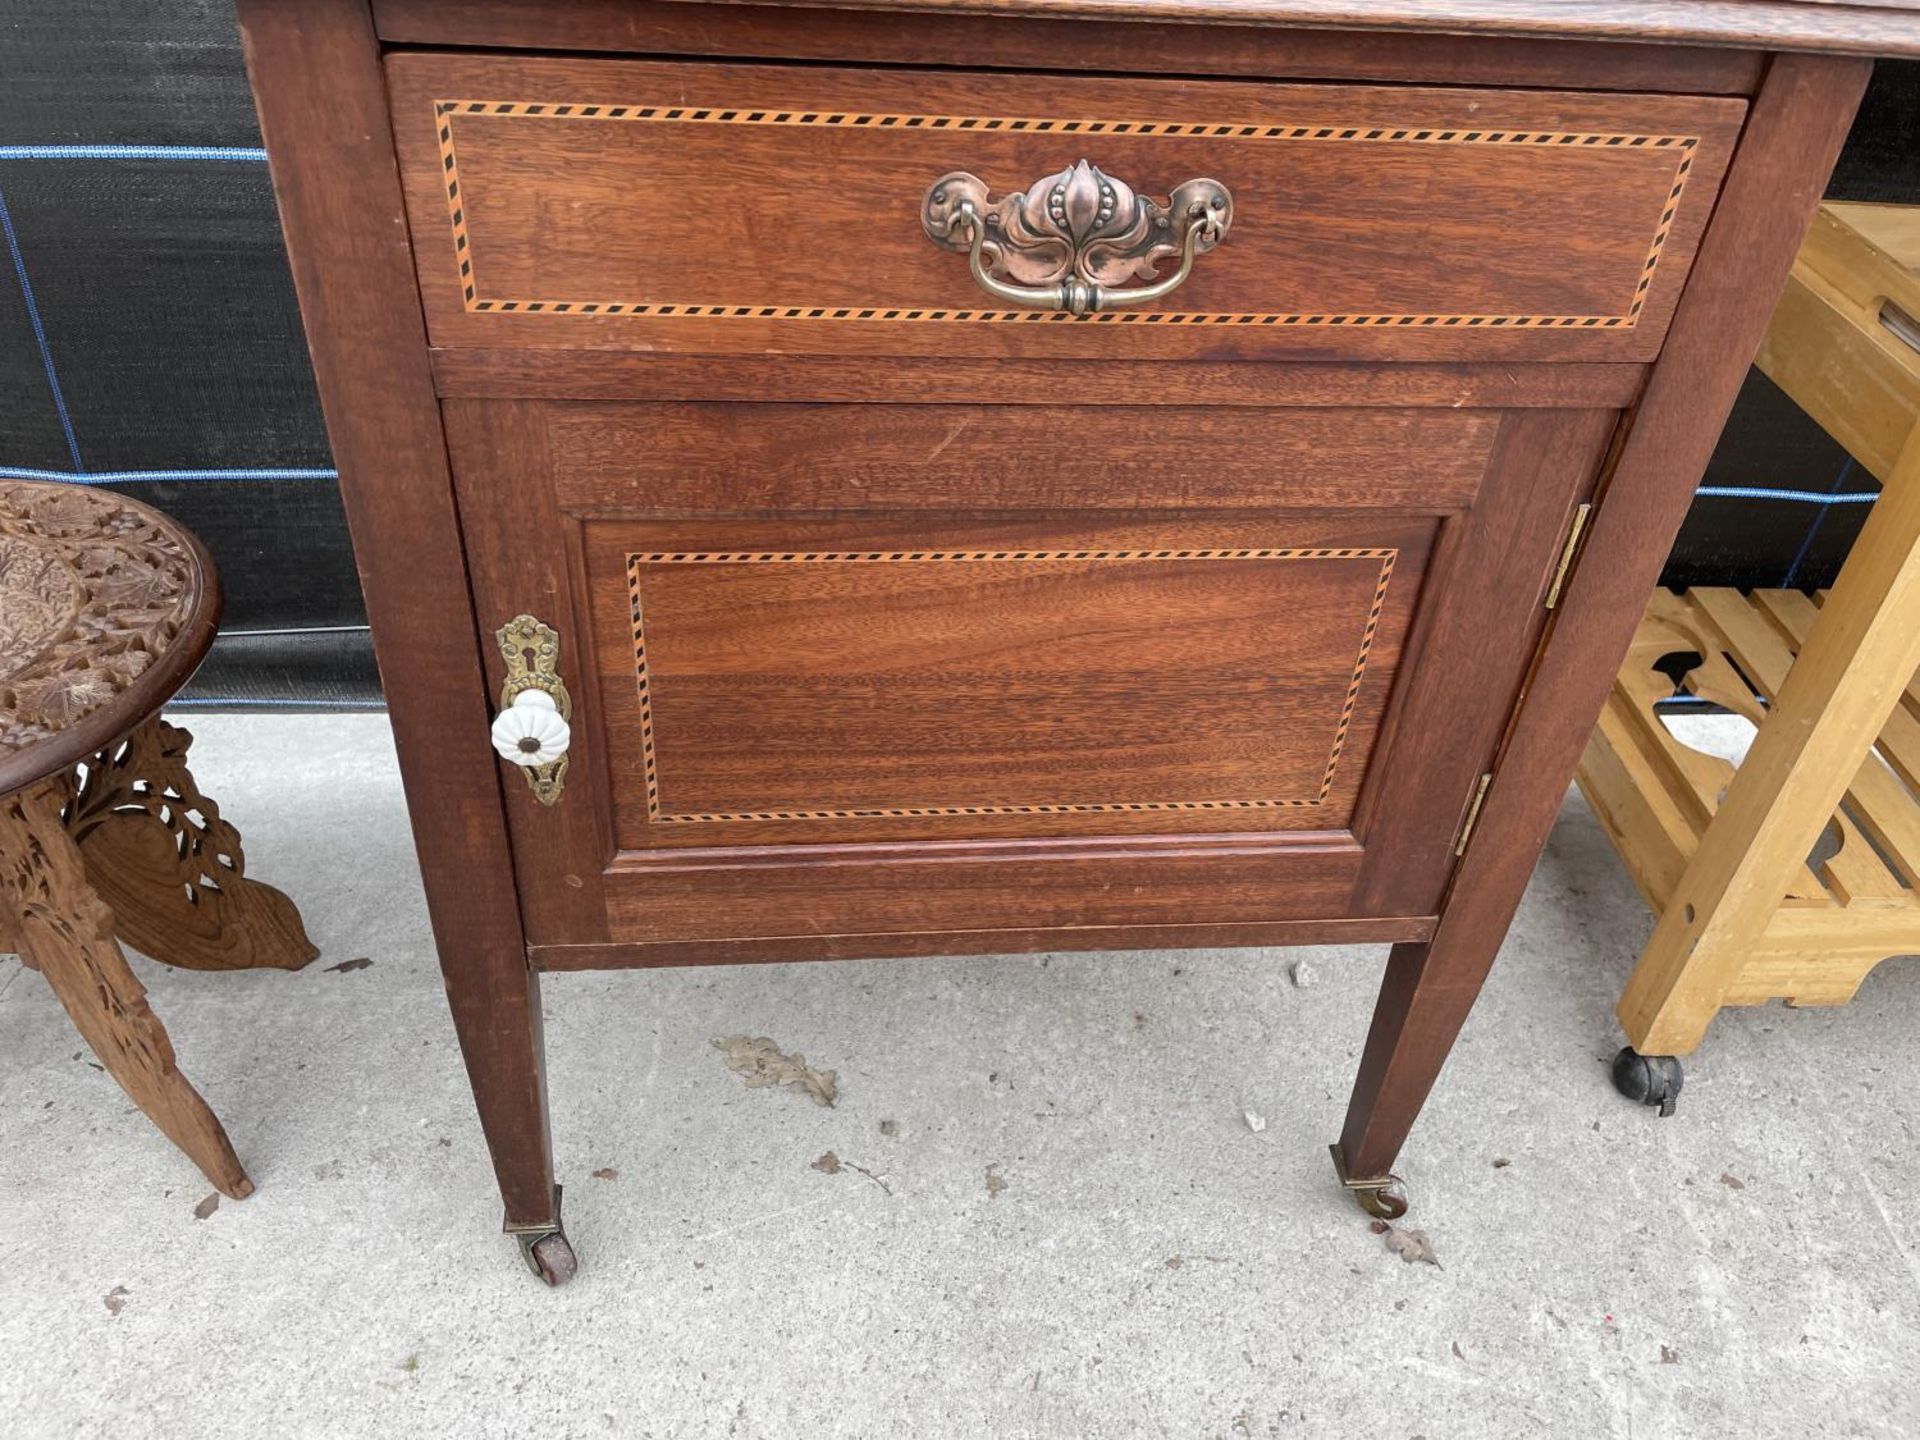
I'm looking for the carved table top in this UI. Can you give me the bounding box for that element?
[0,481,220,796]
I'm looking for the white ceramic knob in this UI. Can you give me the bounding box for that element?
[491,688,571,768]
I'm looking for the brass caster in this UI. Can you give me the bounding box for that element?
[1329,1143,1410,1220]
[506,1184,579,1287]
[1352,1180,1410,1221]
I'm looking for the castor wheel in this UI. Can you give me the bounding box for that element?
[1352,1179,1410,1221]
[1612,1046,1684,1117]
[1329,1143,1409,1220]
[524,1231,579,1287]
[506,1184,579,1287]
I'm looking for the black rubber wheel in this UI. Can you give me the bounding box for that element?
[528,1232,579,1287]
[1611,1046,1684,1117]
[1353,1179,1410,1220]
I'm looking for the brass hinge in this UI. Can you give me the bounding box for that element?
[1543,502,1593,611]
[1455,772,1494,857]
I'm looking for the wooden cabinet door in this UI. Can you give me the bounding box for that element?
[445,396,1615,963]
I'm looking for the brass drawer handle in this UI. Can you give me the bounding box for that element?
[491,614,572,806]
[922,160,1232,316]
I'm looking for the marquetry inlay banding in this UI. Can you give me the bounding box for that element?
[434,99,1697,330]
[625,547,1397,825]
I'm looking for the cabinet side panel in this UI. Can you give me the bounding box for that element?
[234,0,555,1221]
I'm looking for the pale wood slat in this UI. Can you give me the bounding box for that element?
[1748,587,1920,894]
[1577,697,1693,914]
[1687,587,1909,903]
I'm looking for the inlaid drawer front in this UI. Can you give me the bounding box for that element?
[387,54,1742,363]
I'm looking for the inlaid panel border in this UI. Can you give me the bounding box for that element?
[433,100,1699,330]
[624,546,1398,825]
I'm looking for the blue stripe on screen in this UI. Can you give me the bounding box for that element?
[0,145,268,161]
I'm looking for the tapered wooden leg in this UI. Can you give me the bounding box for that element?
[1,779,254,1199]
[1336,937,1498,1192]
[1332,55,1870,1211]
[440,955,572,1282]
[441,951,560,1229]
[237,0,568,1280]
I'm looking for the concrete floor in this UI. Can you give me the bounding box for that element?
[2,712,1917,1439]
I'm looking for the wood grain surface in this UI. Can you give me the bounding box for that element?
[608,522,1416,836]
[530,913,1437,969]
[431,352,1648,408]
[373,0,1768,92]
[556,0,1920,57]
[387,55,1743,362]
[237,0,558,1228]
[544,404,1498,513]
[445,392,1609,949]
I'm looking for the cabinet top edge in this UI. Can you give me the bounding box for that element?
[637,0,1920,58]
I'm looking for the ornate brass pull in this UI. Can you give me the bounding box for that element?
[491,614,572,806]
[922,160,1232,315]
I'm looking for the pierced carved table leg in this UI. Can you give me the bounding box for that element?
[1,778,254,1199]
[0,891,26,966]
[67,719,317,974]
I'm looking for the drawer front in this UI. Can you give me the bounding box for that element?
[389,55,1743,364]
[445,398,1613,951]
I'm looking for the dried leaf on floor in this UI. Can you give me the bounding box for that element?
[711,1035,837,1107]
[1719,1173,1746,1191]
[1379,1224,1441,1267]
[103,1286,130,1316]
[591,1167,619,1181]
[986,1164,1008,1199]
[812,1152,842,1175]
[1661,1345,1681,1364]
[325,957,373,974]
[192,1192,220,1221]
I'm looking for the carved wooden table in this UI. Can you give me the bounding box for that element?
[237,0,1917,1283]
[0,481,316,1199]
